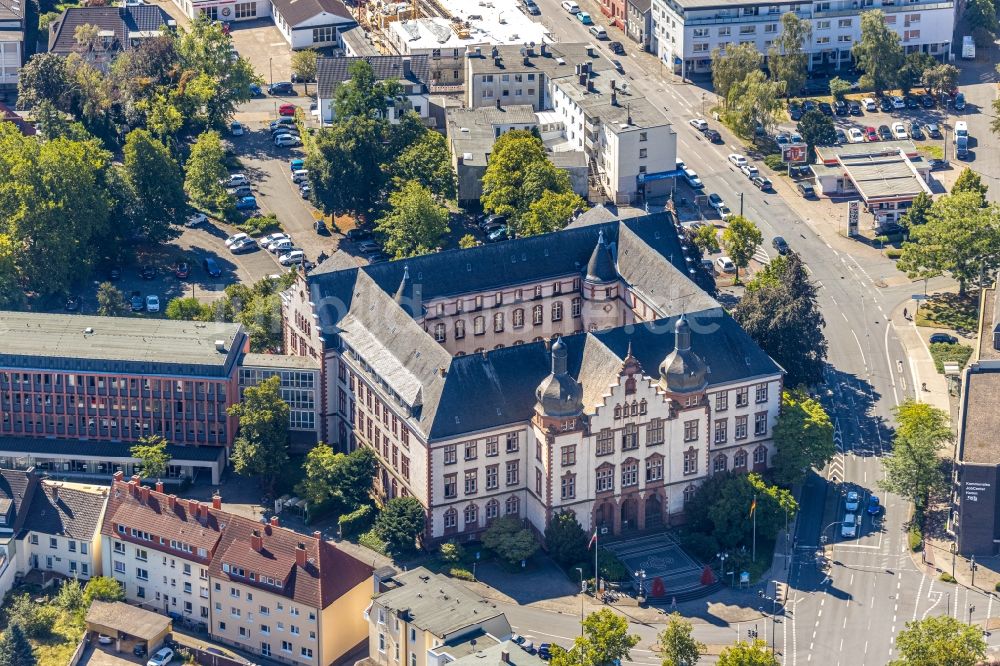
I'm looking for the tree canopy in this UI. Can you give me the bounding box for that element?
[550,609,640,666]
[772,389,835,484]
[228,375,290,490]
[129,434,172,480]
[122,128,185,242]
[797,110,837,157]
[711,43,763,105]
[852,10,904,94]
[0,624,36,666]
[768,13,811,98]
[296,444,376,513]
[716,640,778,666]
[685,473,797,554]
[391,130,456,201]
[879,400,951,509]
[374,496,426,555]
[184,130,229,213]
[889,615,986,666]
[656,613,705,666]
[544,511,589,568]
[520,190,586,236]
[376,181,450,259]
[721,215,763,284]
[482,516,540,565]
[951,168,988,203]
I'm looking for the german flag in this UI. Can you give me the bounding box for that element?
[749,496,757,519]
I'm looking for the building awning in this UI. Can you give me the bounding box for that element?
[637,169,683,184]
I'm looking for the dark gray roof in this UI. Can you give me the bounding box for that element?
[0,437,225,463]
[0,0,22,20]
[585,230,617,282]
[270,0,353,28]
[317,55,430,99]
[0,469,39,534]
[627,0,651,12]
[24,481,106,540]
[48,5,171,55]
[376,568,508,637]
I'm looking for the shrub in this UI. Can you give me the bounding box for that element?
[338,505,375,538]
[679,531,720,562]
[763,154,786,171]
[235,213,281,236]
[358,528,388,555]
[597,550,630,582]
[908,525,923,552]
[448,567,475,581]
[885,248,903,259]
[483,517,539,566]
[874,235,890,246]
[929,342,974,374]
[374,496,427,555]
[939,572,957,583]
[994,581,1000,593]
[439,540,465,564]
[5,593,58,638]
[544,512,588,568]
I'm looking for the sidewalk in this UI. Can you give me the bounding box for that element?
[890,301,952,413]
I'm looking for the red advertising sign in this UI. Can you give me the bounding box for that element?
[782,144,808,164]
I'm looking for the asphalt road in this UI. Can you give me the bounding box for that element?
[514,1,1000,662]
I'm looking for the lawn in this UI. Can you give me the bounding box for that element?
[915,292,980,333]
[918,144,944,159]
[33,613,84,666]
[929,342,974,374]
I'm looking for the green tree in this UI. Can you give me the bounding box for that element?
[879,400,951,509]
[796,110,837,158]
[725,70,783,139]
[82,577,124,607]
[716,640,778,666]
[692,225,720,255]
[768,13,811,98]
[897,52,936,95]
[902,192,932,229]
[227,375,290,490]
[165,296,213,321]
[439,540,465,563]
[772,389,835,484]
[734,253,827,386]
[521,190,586,236]
[291,48,318,94]
[852,10,904,95]
[129,434,172,480]
[889,615,986,666]
[0,235,22,311]
[295,444,376,512]
[655,613,705,666]
[951,168,988,203]
[16,52,72,112]
[711,43,763,107]
[122,129,185,243]
[54,579,84,613]
[5,595,57,639]
[375,181,450,259]
[307,117,388,215]
[184,130,229,212]
[234,292,283,353]
[481,130,572,228]
[144,94,184,144]
[374,496,426,555]
[482,516,539,566]
[0,624,36,666]
[720,215,763,284]
[544,511,588,567]
[391,128,456,201]
[964,0,998,42]
[96,282,128,316]
[897,191,1000,293]
[334,59,403,119]
[923,64,960,98]
[829,76,852,100]
[550,609,640,666]
[685,473,797,552]
[459,234,479,249]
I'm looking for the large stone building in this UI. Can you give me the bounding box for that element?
[101,473,374,666]
[281,213,782,543]
[650,0,954,79]
[464,43,677,205]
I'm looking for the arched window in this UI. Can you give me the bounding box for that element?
[532,305,544,325]
[754,445,768,466]
[533,336,544,342]
[455,319,466,339]
[683,485,697,504]
[552,301,564,322]
[456,351,466,357]
[473,316,485,335]
[639,399,648,415]
[444,507,457,529]
[485,499,500,520]
[513,308,525,328]
[734,449,748,469]
[474,347,484,354]
[513,340,524,346]
[505,495,520,516]
[433,323,446,342]
[464,504,478,526]
[713,453,728,473]
[493,344,504,350]
[630,400,639,416]
[614,404,622,419]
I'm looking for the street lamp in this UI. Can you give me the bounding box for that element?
[634,569,647,603]
[717,552,729,586]
[969,604,976,626]
[951,542,957,578]
[971,555,978,588]
[575,567,585,636]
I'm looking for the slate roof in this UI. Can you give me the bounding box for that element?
[48,5,172,55]
[0,469,39,534]
[448,640,546,666]
[306,213,777,441]
[0,437,226,463]
[317,55,430,99]
[86,601,170,640]
[0,0,22,20]
[270,0,352,29]
[375,568,507,637]
[24,481,107,541]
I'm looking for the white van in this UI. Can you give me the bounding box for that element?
[561,0,580,12]
[683,169,703,189]
[588,25,608,39]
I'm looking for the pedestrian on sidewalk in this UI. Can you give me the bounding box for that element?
[903,307,908,320]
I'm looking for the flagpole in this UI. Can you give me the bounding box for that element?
[594,530,599,599]
[752,493,757,563]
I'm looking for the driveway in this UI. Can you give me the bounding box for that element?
[78,644,146,666]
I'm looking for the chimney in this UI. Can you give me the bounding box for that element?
[270,516,279,527]
[212,493,221,510]
[496,98,501,110]
[523,56,530,66]
[251,529,263,552]
[113,471,124,482]
[199,503,208,520]
[187,499,198,515]
[168,494,177,511]
[587,45,596,57]
[313,531,322,541]
[588,79,595,93]
[494,56,501,67]
[131,474,141,484]
[128,480,137,496]
[540,43,547,56]
[155,481,164,493]
[51,484,59,502]
[579,73,587,87]
[501,652,510,664]
[611,91,618,106]
[402,57,411,79]
[611,79,616,92]
[140,486,150,503]
[295,543,307,567]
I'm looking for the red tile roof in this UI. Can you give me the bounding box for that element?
[102,477,373,609]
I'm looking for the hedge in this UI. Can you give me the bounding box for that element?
[358,528,388,555]
[339,505,375,538]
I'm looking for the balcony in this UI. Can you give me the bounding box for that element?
[812,0,951,15]
[686,10,808,25]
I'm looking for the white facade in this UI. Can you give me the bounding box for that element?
[23,532,100,580]
[170,0,270,23]
[651,0,954,77]
[317,89,429,124]
[0,38,19,89]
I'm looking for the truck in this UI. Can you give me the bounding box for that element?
[962,35,975,60]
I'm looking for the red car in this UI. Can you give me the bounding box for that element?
[174,262,190,279]
[863,126,878,142]
[278,103,296,117]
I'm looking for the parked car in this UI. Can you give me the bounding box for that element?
[133,645,147,658]
[235,196,258,210]
[689,118,709,131]
[275,135,301,147]
[258,232,288,249]
[833,100,848,116]
[230,237,257,254]
[835,128,847,145]
[278,103,296,117]
[146,647,174,666]
[956,135,969,158]
[248,83,262,97]
[140,265,156,280]
[203,257,222,278]
[314,219,327,234]
[268,81,294,95]
[928,158,948,170]
[292,169,309,183]
[228,185,252,199]
[300,184,312,198]
[174,262,190,279]
[130,291,144,312]
[487,226,509,242]
[279,250,306,266]
[522,0,540,14]
[185,212,207,227]
[716,256,736,273]
[789,165,812,179]
[920,94,935,108]
[877,124,893,140]
[727,153,748,168]
[861,97,877,111]
[867,495,881,515]
[955,120,968,137]
[924,123,942,139]
[752,175,772,191]
[576,10,592,23]
[588,24,607,39]
[771,236,789,255]
[560,0,580,12]
[891,95,905,110]
[346,228,370,241]
[269,239,295,254]
[955,92,966,110]
[97,635,113,645]
[270,117,295,130]
[290,158,305,172]
[740,163,759,178]
[891,122,908,140]
[225,232,249,247]
[879,96,893,112]
[863,126,878,142]
[802,99,816,112]
[610,58,625,74]
[145,295,160,313]
[64,295,81,311]
[904,95,920,109]
[796,182,816,198]
[683,169,703,188]
[908,122,924,140]
[845,491,860,512]
[702,128,722,143]
[929,332,958,344]
[358,240,381,254]
[841,514,857,538]
[775,133,789,145]
[847,127,864,143]
[848,100,862,116]
[609,41,625,55]
[818,101,833,116]
[788,102,803,121]
[229,121,244,136]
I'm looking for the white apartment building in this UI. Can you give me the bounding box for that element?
[465,43,677,205]
[283,213,782,544]
[651,0,954,78]
[169,0,355,49]
[0,0,23,92]
[316,55,431,125]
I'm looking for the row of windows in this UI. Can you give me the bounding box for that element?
[431,301,583,341]
[712,447,768,472]
[713,384,768,411]
[713,413,769,443]
[443,461,520,498]
[560,456,664,500]
[30,533,89,554]
[444,433,519,463]
[0,374,227,396]
[594,419,667,455]
[443,496,521,528]
[239,368,316,389]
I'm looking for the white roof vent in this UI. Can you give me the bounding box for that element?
[215,340,226,352]
[84,327,94,335]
